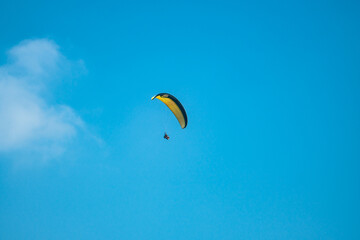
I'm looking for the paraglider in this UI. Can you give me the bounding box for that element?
[151,93,187,139]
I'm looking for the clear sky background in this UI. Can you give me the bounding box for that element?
[0,0,359,239]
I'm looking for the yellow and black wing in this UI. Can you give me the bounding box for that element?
[151,93,188,129]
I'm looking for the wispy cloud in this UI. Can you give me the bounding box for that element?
[0,39,84,159]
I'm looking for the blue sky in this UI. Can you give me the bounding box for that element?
[0,0,360,239]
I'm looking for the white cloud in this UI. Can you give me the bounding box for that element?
[0,39,84,158]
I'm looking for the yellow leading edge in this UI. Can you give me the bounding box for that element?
[151,93,188,129]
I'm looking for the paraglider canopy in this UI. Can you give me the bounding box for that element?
[151,93,188,129]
